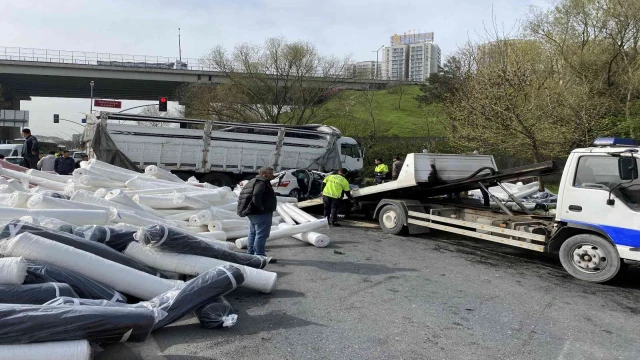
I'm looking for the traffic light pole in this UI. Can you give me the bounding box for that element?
[56,118,86,128]
[116,104,157,113]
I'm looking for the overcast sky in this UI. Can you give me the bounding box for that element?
[1,0,549,138]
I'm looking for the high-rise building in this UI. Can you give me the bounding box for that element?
[408,43,441,81]
[381,32,440,81]
[381,44,410,81]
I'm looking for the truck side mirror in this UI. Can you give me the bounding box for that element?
[618,157,638,180]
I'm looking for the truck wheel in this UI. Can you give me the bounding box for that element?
[201,173,233,187]
[378,205,407,235]
[559,234,621,283]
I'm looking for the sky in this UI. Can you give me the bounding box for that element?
[1,0,550,138]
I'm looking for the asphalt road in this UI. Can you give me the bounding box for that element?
[98,221,640,360]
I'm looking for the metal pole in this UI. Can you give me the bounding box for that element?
[89,81,94,114]
[178,28,182,62]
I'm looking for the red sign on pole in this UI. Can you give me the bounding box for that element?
[94,99,122,109]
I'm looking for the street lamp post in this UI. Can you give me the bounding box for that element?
[89,81,95,114]
[372,45,384,79]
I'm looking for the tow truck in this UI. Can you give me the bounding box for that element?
[305,138,640,283]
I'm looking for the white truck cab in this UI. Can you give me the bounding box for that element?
[336,137,363,172]
[552,137,640,281]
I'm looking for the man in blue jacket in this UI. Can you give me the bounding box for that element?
[54,151,75,175]
[20,128,39,169]
[237,167,277,260]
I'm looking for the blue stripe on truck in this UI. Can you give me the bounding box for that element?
[563,220,640,247]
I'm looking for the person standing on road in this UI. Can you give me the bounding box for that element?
[38,151,57,172]
[54,150,75,175]
[237,167,277,260]
[20,128,39,169]
[76,154,88,169]
[392,156,404,181]
[374,158,388,184]
[322,168,353,226]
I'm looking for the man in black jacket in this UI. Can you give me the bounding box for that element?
[20,128,39,169]
[54,151,75,175]
[237,167,277,258]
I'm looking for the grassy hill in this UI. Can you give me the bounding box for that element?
[318,85,448,138]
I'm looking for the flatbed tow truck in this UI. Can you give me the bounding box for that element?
[301,138,640,283]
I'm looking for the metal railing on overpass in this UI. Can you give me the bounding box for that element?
[0,46,392,82]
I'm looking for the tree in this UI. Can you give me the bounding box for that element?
[186,37,351,125]
[135,105,180,127]
[387,82,408,109]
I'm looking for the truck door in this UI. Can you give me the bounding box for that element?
[339,141,362,172]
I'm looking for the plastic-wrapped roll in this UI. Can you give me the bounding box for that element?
[25,169,70,183]
[85,163,137,183]
[276,203,296,225]
[181,190,222,204]
[113,223,141,232]
[276,196,298,203]
[0,220,156,275]
[223,227,280,241]
[207,219,249,232]
[125,243,274,294]
[210,207,241,220]
[278,223,330,248]
[93,188,111,198]
[71,190,167,223]
[163,209,202,221]
[72,168,101,179]
[145,165,184,183]
[44,297,166,324]
[0,304,155,343]
[1,233,179,300]
[125,177,182,190]
[105,189,145,211]
[136,224,267,269]
[78,175,126,188]
[133,194,179,209]
[235,218,328,249]
[173,193,211,209]
[0,257,27,285]
[195,210,213,224]
[0,160,29,173]
[196,231,227,241]
[0,282,78,304]
[283,203,317,222]
[216,201,238,211]
[27,193,114,213]
[111,209,177,229]
[87,158,141,176]
[195,296,237,329]
[150,264,243,330]
[188,215,202,227]
[24,261,127,303]
[137,203,164,217]
[0,340,91,360]
[73,225,137,253]
[0,207,110,226]
[7,191,31,208]
[18,216,75,234]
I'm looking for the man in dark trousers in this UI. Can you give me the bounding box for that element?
[54,150,75,175]
[321,168,353,226]
[20,128,39,169]
[392,155,404,180]
[237,167,277,260]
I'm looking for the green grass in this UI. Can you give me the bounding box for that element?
[318,85,448,138]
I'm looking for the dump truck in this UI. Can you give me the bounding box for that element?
[303,138,640,283]
[82,113,363,186]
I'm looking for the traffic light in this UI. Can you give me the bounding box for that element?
[53,114,59,123]
[159,97,168,112]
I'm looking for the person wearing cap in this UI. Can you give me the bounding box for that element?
[20,128,39,169]
[321,168,353,226]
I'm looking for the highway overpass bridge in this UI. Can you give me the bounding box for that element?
[0,46,390,108]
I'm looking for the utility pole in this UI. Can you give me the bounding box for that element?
[373,45,384,79]
[178,28,182,62]
[89,81,94,114]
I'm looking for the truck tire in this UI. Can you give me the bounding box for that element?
[378,205,407,235]
[559,234,621,283]
[201,173,233,187]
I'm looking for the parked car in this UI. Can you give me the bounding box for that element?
[0,144,23,165]
[236,169,327,201]
[72,151,87,161]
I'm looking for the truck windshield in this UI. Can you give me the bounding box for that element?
[574,156,640,206]
[341,143,361,158]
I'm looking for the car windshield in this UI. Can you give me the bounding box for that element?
[0,149,12,157]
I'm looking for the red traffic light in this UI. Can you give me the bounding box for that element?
[160,97,167,103]
[158,97,168,112]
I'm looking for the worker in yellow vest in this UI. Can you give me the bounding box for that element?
[374,158,389,184]
[321,168,353,226]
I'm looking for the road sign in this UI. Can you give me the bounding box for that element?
[94,99,122,109]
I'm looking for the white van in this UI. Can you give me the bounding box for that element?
[0,144,23,164]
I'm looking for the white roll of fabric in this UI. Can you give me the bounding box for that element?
[216,202,238,211]
[78,175,126,189]
[72,168,101,179]
[0,207,109,226]
[124,242,276,293]
[113,223,141,232]
[106,189,145,211]
[283,203,317,222]
[0,340,91,360]
[276,196,298,203]
[280,203,308,224]
[162,209,202,221]
[224,226,278,242]
[133,194,179,209]
[85,163,137,183]
[137,203,164,217]
[110,209,176,228]
[278,223,330,248]
[276,203,296,225]
[71,190,167,223]
[27,193,113,213]
[125,176,179,190]
[196,231,227,241]
[0,257,28,285]
[25,169,70,183]
[235,218,328,249]
[64,183,100,197]
[180,190,222,204]
[7,191,32,208]
[2,233,179,300]
[0,194,12,206]
[210,207,241,220]
[124,187,183,196]
[93,188,112,198]
[87,159,140,176]
[173,194,211,210]
[145,165,184,183]
[188,215,202,227]
[207,219,249,232]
